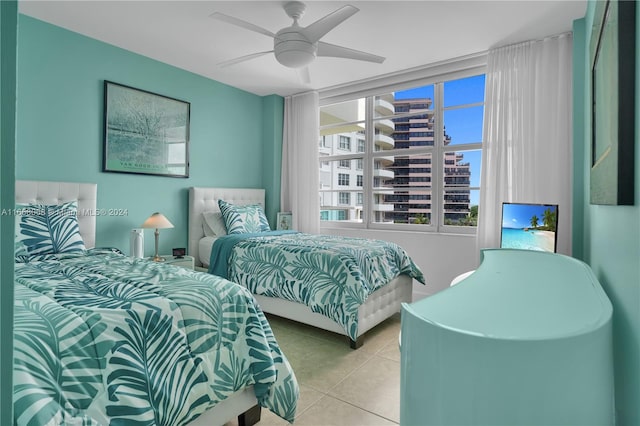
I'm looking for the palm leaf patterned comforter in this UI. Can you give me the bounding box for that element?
[14,249,298,425]
[209,232,425,341]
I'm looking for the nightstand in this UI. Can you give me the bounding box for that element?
[159,255,195,270]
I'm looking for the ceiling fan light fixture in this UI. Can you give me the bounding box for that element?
[275,48,316,68]
[274,28,317,68]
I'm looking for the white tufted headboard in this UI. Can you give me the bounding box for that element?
[15,180,98,249]
[188,187,265,267]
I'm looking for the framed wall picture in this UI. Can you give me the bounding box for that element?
[103,81,190,178]
[277,212,293,230]
[589,0,635,205]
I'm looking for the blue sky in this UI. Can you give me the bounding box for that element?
[502,203,558,229]
[395,75,485,205]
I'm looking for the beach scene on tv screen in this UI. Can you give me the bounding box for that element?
[501,203,558,252]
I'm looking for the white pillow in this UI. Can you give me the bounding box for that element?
[202,211,227,237]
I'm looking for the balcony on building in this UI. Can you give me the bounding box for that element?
[373,167,395,180]
[373,203,395,212]
[372,187,396,197]
[375,97,395,117]
[374,133,395,150]
[375,156,395,167]
[374,119,395,134]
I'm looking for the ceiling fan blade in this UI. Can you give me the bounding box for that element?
[302,5,358,43]
[209,12,275,38]
[217,51,273,68]
[317,41,385,64]
[297,66,311,84]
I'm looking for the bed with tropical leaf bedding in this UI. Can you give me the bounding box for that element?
[14,180,298,426]
[189,187,426,349]
[208,231,425,342]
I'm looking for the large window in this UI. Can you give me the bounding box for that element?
[319,74,484,232]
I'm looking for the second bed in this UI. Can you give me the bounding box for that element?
[188,187,425,349]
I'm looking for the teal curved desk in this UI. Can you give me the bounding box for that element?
[400,249,614,426]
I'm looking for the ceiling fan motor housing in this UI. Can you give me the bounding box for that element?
[274,27,317,68]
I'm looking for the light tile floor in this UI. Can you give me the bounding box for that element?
[229,313,403,426]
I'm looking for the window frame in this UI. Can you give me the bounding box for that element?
[337,173,350,186]
[338,135,351,150]
[319,57,486,234]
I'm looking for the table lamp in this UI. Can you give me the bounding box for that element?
[141,212,174,262]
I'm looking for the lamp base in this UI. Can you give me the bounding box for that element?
[150,255,166,262]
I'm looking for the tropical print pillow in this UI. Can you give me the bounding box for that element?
[14,241,29,263]
[218,199,271,234]
[15,201,86,256]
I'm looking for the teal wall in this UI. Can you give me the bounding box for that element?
[1,2,17,423]
[573,3,640,424]
[16,15,283,256]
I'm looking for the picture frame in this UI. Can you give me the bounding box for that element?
[103,81,190,178]
[500,202,559,253]
[589,0,635,205]
[277,212,293,231]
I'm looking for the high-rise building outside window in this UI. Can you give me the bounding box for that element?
[319,74,484,233]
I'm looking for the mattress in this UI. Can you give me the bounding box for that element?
[13,249,298,425]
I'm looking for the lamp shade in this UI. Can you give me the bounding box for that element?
[141,212,174,229]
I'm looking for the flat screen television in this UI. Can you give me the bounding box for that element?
[500,202,559,253]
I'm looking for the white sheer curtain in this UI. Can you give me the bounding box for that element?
[477,33,573,255]
[281,91,320,234]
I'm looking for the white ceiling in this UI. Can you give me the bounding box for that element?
[18,0,587,97]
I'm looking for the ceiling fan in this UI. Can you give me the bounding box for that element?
[210,1,385,81]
